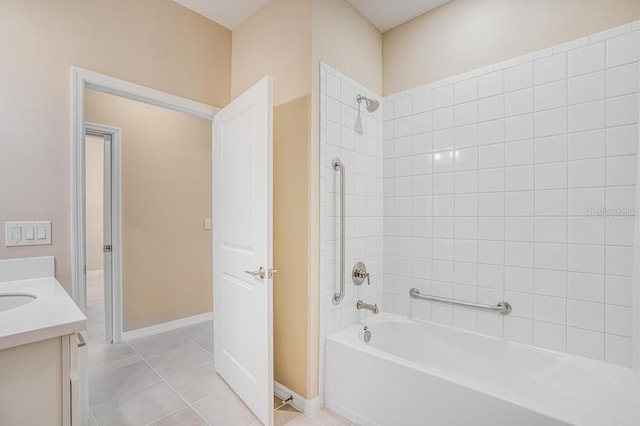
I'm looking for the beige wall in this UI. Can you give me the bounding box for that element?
[231,0,382,399]
[0,0,231,291]
[231,0,314,398]
[312,0,383,95]
[231,0,312,104]
[309,0,382,398]
[86,90,213,332]
[383,0,640,95]
[85,136,104,273]
[273,95,311,398]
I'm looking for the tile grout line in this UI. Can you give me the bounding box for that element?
[89,407,98,425]
[603,37,609,362]
[144,406,201,426]
[565,48,571,353]
[474,80,481,333]
[126,342,213,426]
[452,87,458,328]
[91,326,248,426]
[91,377,164,421]
[143,339,213,366]
[531,55,538,346]
[502,68,508,340]
[132,325,289,426]
[88,342,166,415]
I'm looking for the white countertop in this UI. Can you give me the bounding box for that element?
[0,257,86,350]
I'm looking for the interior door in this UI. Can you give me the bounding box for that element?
[213,75,274,426]
[102,134,113,343]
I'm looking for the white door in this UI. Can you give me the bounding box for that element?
[213,76,274,426]
[102,134,114,343]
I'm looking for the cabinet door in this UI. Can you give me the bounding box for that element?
[69,333,87,426]
[0,337,64,426]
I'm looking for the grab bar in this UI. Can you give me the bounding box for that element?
[409,288,512,315]
[332,157,345,305]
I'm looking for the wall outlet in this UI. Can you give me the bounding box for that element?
[203,218,212,230]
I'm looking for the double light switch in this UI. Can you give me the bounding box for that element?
[5,221,51,246]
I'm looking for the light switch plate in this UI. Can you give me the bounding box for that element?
[5,221,52,246]
[204,218,212,230]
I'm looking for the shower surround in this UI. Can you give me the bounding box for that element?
[382,22,640,367]
[319,24,640,405]
[319,63,384,396]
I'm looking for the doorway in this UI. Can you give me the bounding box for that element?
[84,130,116,344]
[81,92,225,425]
[84,89,214,341]
[71,68,275,425]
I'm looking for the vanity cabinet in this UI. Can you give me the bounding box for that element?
[0,333,85,426]
[0,257,87,425]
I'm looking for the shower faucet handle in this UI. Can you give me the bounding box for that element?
[352,261,370,285]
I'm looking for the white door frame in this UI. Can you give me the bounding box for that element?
[70,67,218,336]
[85,124,121,342]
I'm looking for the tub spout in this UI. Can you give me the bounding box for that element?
[356,300,379,314]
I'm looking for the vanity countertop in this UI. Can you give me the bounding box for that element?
[0,257,86,350]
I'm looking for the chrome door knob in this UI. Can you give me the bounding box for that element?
[245,267,265,279]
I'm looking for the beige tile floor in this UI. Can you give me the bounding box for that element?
[86,278,352,426]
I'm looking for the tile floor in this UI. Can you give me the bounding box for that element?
[86,276,351,425]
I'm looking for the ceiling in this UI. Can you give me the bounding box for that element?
[173,0,451,32]
[347,0,451,32]
[173,0,270,30]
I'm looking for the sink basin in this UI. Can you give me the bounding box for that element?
[0,293,37,312]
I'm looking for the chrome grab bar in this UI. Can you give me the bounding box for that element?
[332,158,345,305]
[409,288,512,315]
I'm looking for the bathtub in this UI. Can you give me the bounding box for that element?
[325,313,640,426]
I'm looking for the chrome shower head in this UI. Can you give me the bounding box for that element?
[356,94,379,113]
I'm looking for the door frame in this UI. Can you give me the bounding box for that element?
[84,125,121,342]
[70,67,218,333]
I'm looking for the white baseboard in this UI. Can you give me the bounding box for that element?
[122,312,213,341]
[274,381,322,416]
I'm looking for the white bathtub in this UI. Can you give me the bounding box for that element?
[325,313,640,426]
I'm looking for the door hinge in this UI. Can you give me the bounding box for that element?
[104,245,112,253]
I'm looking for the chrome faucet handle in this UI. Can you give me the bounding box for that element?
[352,261,369,286]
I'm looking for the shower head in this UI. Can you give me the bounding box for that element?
[356,94,379,113]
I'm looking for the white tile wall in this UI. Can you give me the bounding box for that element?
[383,23,640,368]
[319,64,384,396]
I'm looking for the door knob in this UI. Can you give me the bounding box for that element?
[245,267,265,279]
